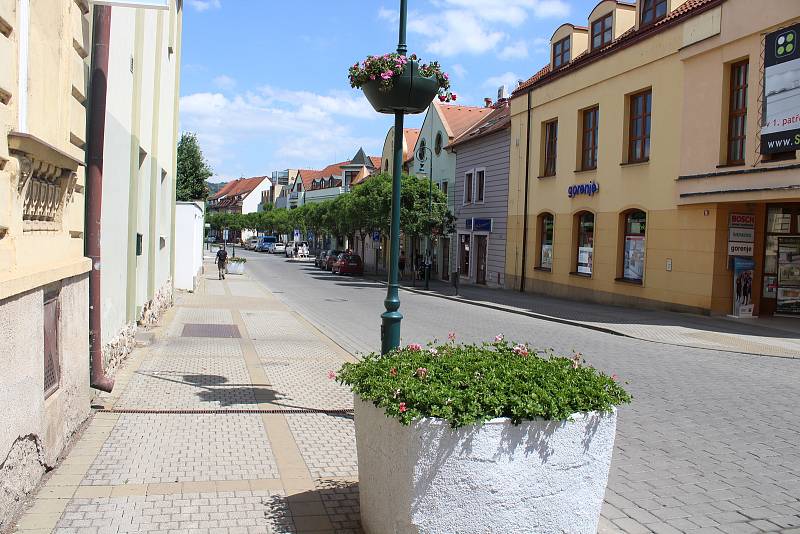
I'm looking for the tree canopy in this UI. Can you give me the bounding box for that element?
[176,132,212,201]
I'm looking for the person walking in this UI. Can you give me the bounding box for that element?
[215,246,228,280]
[398,249,407,280]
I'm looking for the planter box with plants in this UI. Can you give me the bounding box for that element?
[349,53,456,115]
[337,336,631,534]
[226,257,246,275]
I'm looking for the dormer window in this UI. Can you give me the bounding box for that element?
[553,37,571,68]
[641,0,667,26]
[591,13,613,50]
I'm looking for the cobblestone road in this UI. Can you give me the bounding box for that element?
[246,252,800,534]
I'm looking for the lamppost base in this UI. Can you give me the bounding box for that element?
[381,310,403,354]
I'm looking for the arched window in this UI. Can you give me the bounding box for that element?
[575,212,594,275]
[539,213,554,270]
[435,132,443,155]
[622,210,646,281]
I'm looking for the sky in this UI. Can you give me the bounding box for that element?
[179,0,599,183]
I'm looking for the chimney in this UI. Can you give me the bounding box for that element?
[484,97,493,108]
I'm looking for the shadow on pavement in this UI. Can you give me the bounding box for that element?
[264,479,362,534]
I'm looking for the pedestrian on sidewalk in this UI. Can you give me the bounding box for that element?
[215,246,228,280]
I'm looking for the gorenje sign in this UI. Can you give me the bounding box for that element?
[762,23,800,154]
[91,0,169,8]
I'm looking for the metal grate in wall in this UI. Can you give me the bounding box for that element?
[43,291,61,398]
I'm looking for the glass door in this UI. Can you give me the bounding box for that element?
[777,236,800,315]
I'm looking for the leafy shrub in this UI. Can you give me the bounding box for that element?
[337,337,631,428]
[228,257,247,263]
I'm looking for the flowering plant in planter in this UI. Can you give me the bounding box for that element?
[337,336,630,428]
[348,53,457,104]
[227,256,247,263]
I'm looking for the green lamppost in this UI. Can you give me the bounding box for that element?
[353,0,444,353]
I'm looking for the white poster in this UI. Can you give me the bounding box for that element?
[577,246,593,275]
[623,236,645,280]
[541,244,553,269]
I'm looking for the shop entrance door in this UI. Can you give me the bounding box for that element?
[475,235,487,285]
[777,236,800,315]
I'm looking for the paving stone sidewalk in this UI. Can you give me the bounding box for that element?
[11,261,363,534]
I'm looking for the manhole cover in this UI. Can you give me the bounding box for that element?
[181,323,241,338]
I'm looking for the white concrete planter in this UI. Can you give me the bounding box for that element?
[226,262,245,275]
[355,396,617,534]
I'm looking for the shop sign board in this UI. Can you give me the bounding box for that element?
[567,180,599,198]
[729,227,755,242]
[732,257,755,317]
[473,218,493,232]
[728,242,754,256]
[762,23,800,154]
[729,213,755,228]
[91,0,169,8]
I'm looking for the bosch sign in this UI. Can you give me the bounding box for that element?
[567,181,599,198]
[729,213,756,228]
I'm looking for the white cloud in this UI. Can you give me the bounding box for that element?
[180,87,381,174]
[186,0,220,12]
[483,71,521,91]
[381,0,569,58]
[378,7,399,23]
[498,40,529,60]
[212,75,236,91]
[451,64,467,78]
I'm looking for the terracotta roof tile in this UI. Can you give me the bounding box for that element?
[513,0,721,96]
[210,176,268,200]
[449,103,511,149]
[437,103,493,139]
[403,128,420,154]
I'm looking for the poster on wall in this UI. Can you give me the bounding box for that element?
[777,237,800,314]
[541,245,553,269]
[577,247,593,275]
[762,23,800,154]
[623,235,645,280]
[732,256,755,317]
[763,275,778,298]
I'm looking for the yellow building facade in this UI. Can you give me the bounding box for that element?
[507,0,800,316]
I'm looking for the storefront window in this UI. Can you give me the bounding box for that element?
[539,214,554,270]
[459,234,470,276]
[764,206,800,313]
[576,212,594,275]
[623,211,646,281]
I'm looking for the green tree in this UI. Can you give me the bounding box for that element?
[176,132,212,201]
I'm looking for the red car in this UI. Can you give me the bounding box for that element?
[324,250,342,271]
[332,253,364,276]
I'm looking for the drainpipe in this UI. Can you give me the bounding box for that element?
[86,5,114,392]
[18,0,29,132]
[519,90,532,292]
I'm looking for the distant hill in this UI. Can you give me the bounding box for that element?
[206,181,225,196]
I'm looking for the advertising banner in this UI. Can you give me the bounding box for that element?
[762,23,800,154]
[732,257,755,317]
[623,235,645,280]
[577,246,593,275]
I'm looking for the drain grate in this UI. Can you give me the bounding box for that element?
[181,323,242,338]
[95,407,353,415]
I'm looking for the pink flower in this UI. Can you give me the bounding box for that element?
[429,347,438,355]
[438,95,446,102]
[571,353,582,369]
[444,73,449,79]
[611,374,619,382]
[370,75,376,80]
[399,402,407,413]
[390,367,398,377]
[407,343,423,352]
[327,370,336,380]
[494,334,504,342]
[416,367,428,379]
[448,331,456,342]
[513,344,529,357]
[451,93,457,101]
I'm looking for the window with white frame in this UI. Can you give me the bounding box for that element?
[476,169,485,203]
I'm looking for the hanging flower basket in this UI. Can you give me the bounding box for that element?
[349,54,456,115]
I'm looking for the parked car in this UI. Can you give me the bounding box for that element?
[284,241,295,257]
[273,242,286,254]
[256,235,277,252]
[245,237,259,250]
[323,250,342,270]
[332,253,364,276]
